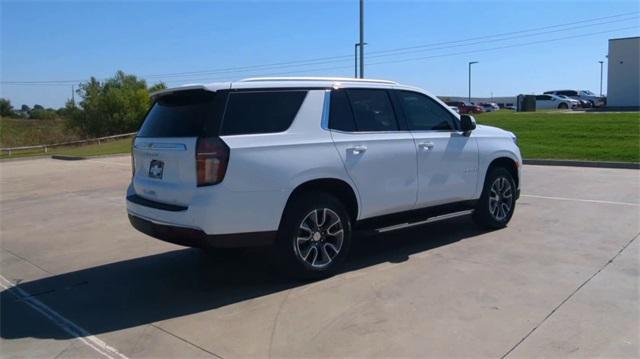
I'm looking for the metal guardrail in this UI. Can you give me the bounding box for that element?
[1,132,136,156]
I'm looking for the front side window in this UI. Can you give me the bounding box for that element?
[346,89,398,131]
[220,90,307,135]
[397,91,456,131]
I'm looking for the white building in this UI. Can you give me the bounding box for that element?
[607,37,639,108]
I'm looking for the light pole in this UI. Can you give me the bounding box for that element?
[598,60,604,97]
[354,43,368,78]
[468,61,478,104]
[359,0,365,78]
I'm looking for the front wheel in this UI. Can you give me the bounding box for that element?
[274,192,352,279]
[558,102,568,109]
[473,167,517,229]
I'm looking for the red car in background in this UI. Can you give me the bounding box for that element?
[445,101,484,114]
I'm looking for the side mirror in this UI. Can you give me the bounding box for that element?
[460,114,476,133]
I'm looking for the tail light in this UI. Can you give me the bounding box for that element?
[196,137,229,186]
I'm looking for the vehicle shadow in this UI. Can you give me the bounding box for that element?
[1,215,489,341]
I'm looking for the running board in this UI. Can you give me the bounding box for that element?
[376,210,474,233]
[354,200,478,235]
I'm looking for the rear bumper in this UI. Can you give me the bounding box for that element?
[128,214,275,248]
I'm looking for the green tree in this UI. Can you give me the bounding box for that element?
[68,71,166,137]
[0,98,15,117]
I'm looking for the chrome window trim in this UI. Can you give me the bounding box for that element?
[133,143,187,151]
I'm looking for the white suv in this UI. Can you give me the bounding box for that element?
[127,77,522,278]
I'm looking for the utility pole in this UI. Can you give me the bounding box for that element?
[598,60,604,97]
[354,43,368,78]
[71,85,75,103]
[468,61,478,103]
[354,44,358,78]
[359,0,365,78]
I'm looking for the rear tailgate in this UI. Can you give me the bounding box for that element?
[133,137,198,206]
[132,89,224,207]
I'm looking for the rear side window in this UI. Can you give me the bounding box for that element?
[329,90,356,131]
[346,89,398,131]
[397,91,456,131]
[221,91,307,135]
[138,90,220,137]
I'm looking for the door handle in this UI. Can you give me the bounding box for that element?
[348,145,367,155]
[418,142,435,150]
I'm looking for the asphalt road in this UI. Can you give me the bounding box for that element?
[1,156,638,358]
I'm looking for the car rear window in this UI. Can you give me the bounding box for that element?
[137,90,222,138]
[220,91,307,135]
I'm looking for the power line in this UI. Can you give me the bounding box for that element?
[157,25,637,84]
[1,11,638,85]
[142,11,640,79]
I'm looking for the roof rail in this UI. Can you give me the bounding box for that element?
[239,76,398,84]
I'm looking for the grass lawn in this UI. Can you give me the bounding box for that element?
[2,111,639,163]
[476,110,640,163]
[0,117,81,147]
[1,138,132,159]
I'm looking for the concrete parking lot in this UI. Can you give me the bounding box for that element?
[1,155,638,358]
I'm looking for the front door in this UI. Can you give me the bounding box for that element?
[393,90,479,207]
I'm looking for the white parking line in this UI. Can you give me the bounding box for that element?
[522,194,639,207]
[0,274,128,359]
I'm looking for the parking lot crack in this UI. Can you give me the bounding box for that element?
[1,247,53,275]
[149,323,224,359]
[500,232,639,359]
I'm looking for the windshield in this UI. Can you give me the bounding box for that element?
[582,90,595,95]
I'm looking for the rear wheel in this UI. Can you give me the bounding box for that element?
[473,167,516,229]
[274,192,352,279]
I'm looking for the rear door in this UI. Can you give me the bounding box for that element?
[393,90,478,207]
[132,89,225,206]
[329,88,418,219]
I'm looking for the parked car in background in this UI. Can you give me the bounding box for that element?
[448,106,460,113]
[535,94,577,110]
[127,77,522,278]
[543,89,605,107]
[479,103,500,112]
[445,101,484,114]
[498,103,515,110]
[555,95,581,108]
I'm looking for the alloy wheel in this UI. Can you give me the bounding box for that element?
[294,208,344,268]
[488,177,513,221]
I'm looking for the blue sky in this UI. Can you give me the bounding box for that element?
[1,0,638,108]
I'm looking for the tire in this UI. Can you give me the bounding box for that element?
[273,192,352,280]
[558,103,568,110]
[473,167,517,229]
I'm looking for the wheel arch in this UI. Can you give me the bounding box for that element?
[487,156,519,188]
[283,178,360,223]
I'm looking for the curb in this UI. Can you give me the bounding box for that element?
[524,159,640,170]
[51,155,86,161]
